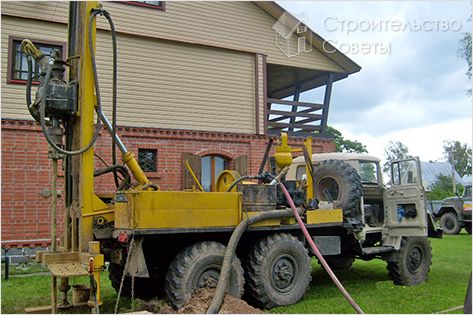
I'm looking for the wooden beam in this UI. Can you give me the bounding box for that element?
[254,54,260,134]
[268,110,322,120]
[267,98,323,109]
[289,84,301,132]
[267,122,321,131]
[320,73,334,133]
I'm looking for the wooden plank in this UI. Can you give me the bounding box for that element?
[25,305,53,314]
[267,122,321,131]
[41,252,79,264]
[267,98,323,109]
[268,110,322,119]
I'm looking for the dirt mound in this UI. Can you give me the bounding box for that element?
[177,288,263,314]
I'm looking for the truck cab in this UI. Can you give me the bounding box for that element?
[436,184,472,234]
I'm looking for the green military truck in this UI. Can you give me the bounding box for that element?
[435,184,472,235]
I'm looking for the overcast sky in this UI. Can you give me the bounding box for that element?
[279,1,472,163]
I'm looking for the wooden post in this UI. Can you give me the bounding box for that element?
[320,73,334,133]
[288,84,301,132]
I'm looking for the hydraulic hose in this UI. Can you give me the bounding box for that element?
[278,182,364,314]
[94,165,131,191]
[225,176,259,192]
[25,57,40,122]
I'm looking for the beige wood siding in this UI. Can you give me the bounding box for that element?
[1,16,257,133]
[1,1,345,72]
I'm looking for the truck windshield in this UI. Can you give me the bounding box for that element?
[359,161,378,184]
[464,186,472,198]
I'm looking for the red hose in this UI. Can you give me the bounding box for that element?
[278,182,364,314]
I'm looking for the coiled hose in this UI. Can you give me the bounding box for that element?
[206,183,364,314]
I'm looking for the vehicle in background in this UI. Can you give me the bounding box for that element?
[434,184,472,235]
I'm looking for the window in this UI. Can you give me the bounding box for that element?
[8,37,65,84]
[359,161,378,184]
[391,159,418,186]
[122,1,165,10]
[201,155,228,192]
[138,149,158,172]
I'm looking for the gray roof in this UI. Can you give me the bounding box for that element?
[421,161,463,190]
[462,175,472,186]
[293,152,381,164]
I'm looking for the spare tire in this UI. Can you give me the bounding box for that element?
[313,159,363,222]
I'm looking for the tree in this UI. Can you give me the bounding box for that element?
[326,126,367,153]
[383,141,411,174]
[443,140,472,177]
[427,174,464,200]
[458,27,471,95]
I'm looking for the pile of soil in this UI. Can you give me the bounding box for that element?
[132,288,263,314]
[177,288,263,314]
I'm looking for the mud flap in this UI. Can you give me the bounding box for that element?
[427,212,443,238]
[124,237,149,278]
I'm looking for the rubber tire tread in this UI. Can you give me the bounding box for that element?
[387,236,432,286]
[164,241,244,310]
[440,212,461,235]
[244,233,311,309]
[313,159,363,218]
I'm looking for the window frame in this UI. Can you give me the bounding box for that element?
[7,36,66,85]
[201,155,229,192]
[138,148,158,173]
[121,1,166,11]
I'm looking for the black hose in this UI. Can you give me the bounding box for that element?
[225,176,258,192]
[94,165,131,191]
[95,9,120,189]
[206,208,299,314]
[25,57,40,122]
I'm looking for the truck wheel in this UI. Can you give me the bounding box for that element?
[440,212,461,235]
[164,241,244,310]
[387,236,432,286]
[319,255,355,271]
[313,159,363,221]
[244,233,311,309]
[465,224,472,234]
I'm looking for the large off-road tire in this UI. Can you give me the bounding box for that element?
[313,159,363,221]
[319,255,355,271]
[440,212,461,235]
[244,233,311,309]
[164,241,244,310]
[465,224,472,234]
[387,236,432,286]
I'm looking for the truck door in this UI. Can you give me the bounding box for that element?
[384,157,428,236]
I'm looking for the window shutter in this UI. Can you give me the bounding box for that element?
[182,153,202,189]
[234,155,248,176]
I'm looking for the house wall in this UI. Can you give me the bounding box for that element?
[1,1,347,135]
[1,2,342,243]
[1,119,336,241]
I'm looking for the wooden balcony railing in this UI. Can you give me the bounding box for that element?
[266,98,325,135]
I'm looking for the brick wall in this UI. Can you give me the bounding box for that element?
[1,119,335,242]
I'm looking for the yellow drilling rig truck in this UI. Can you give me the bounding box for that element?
[20,2,439,313]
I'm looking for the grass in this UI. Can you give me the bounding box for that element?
[1,233,471,314]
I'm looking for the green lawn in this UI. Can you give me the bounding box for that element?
[1,233,471,314]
